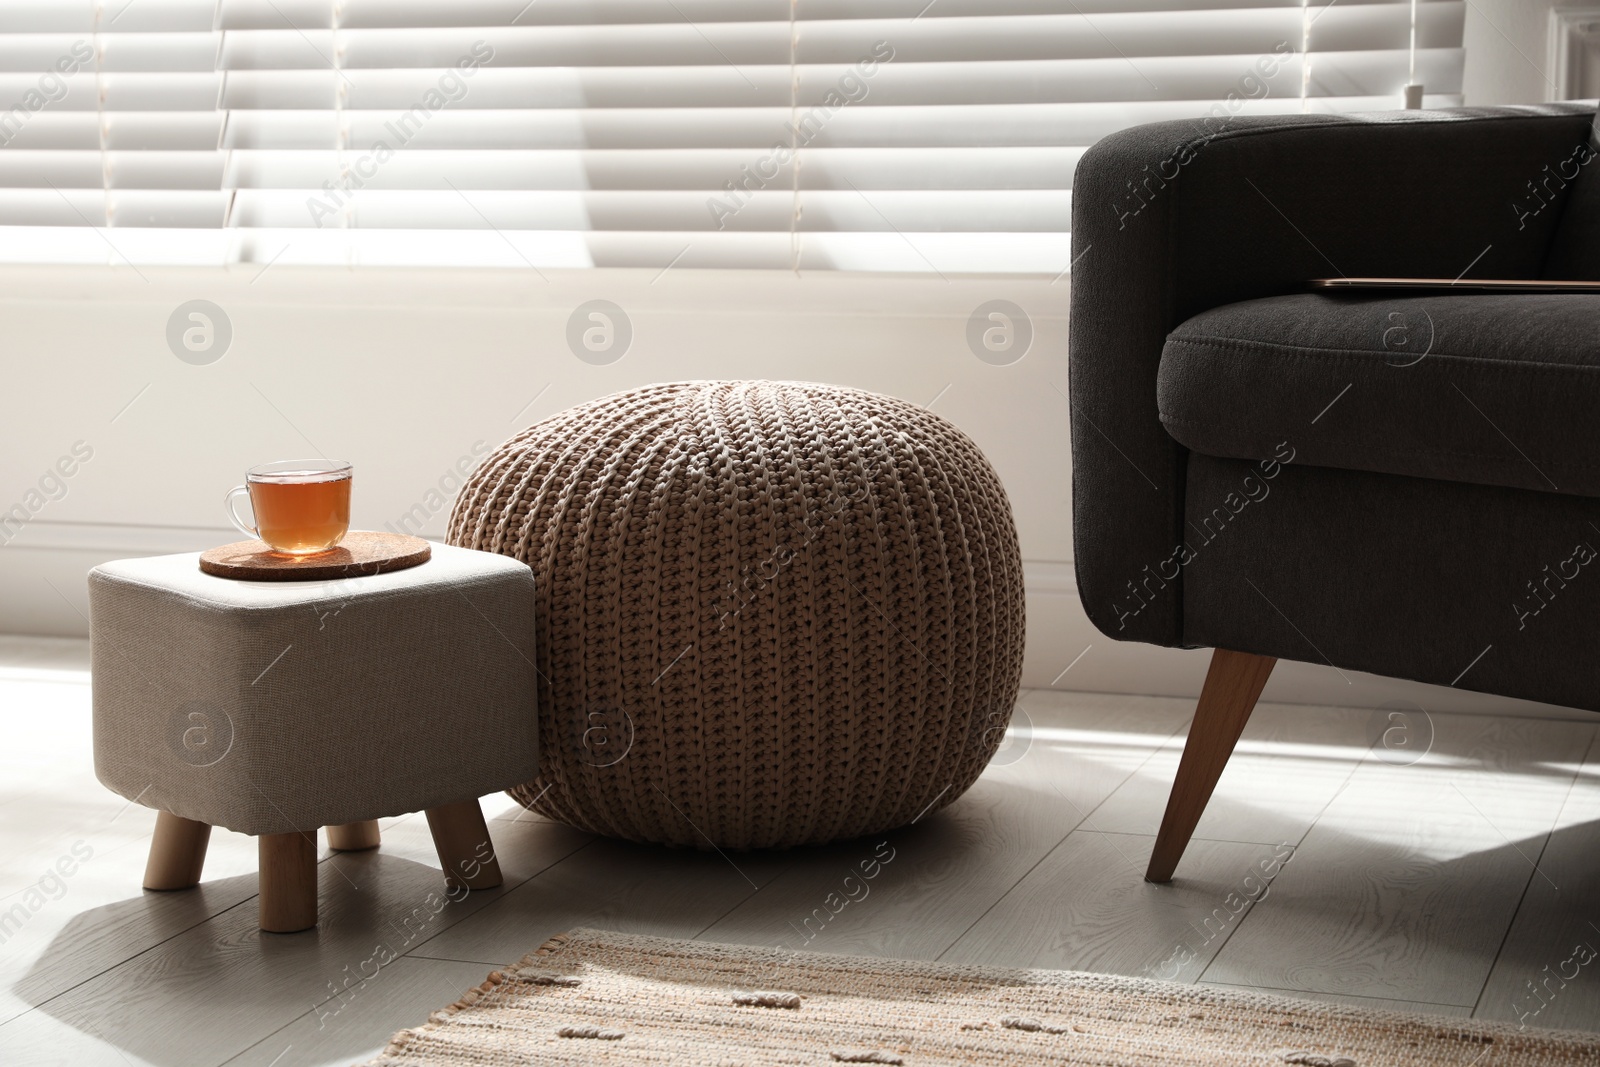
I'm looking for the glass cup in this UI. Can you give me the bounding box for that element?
[225,460,352,556]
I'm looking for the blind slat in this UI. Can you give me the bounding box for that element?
[0,1,1467,271]
[0,10,1455,71]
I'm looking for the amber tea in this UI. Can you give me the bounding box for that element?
[226,460,352,556]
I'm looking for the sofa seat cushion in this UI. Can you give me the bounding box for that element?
[1157,292,1600,497]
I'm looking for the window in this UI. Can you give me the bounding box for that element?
[0,0,1464,272]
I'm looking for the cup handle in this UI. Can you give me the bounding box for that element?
[225,485,259,541]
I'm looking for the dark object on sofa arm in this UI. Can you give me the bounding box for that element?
[1068,104,1600,882]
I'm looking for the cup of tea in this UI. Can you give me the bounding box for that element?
[225,460,352,556]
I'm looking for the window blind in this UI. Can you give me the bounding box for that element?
[0,0,1465,273]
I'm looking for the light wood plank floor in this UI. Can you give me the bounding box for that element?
[0,635,1595,1066]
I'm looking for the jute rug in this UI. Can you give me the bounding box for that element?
[366,928,1598,1066]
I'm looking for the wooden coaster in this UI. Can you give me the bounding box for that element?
[199,531,432,582]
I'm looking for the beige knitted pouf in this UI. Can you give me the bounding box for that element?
[448,381,1025,849]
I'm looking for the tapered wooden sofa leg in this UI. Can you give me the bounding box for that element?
[1146,648,1277,883]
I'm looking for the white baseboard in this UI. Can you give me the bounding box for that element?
[8,531,1583,720]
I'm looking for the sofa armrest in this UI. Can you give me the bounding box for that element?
[1068,104,1596,648]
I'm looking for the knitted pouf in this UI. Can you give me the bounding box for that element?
[448,381,1025,850]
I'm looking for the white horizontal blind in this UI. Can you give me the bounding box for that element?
[0,0,1464,272]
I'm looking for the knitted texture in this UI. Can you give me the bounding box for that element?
[367,928,1600,1066]
[448,381,1025,849]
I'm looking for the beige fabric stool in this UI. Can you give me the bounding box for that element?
[88,542,538,932]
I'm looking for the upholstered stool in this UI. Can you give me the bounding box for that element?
[450,380,1026,850]
[87,542,538,932]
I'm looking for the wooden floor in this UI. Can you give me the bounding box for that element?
[0,635,1596,1066]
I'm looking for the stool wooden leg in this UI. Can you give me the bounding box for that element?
[259,832,319,933]
[425,799,503,892]
[144,811,211,891]
[326,820,380,851]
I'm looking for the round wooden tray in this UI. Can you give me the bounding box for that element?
[199,531,432,581]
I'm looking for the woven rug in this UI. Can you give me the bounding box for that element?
[366,929,1597,1066]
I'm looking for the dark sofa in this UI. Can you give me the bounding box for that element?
[1068,103,1600,881]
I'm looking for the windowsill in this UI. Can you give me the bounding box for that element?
[0,263,1067,318]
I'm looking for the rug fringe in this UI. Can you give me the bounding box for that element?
[527,931,574,963]
[362,931,577,1064]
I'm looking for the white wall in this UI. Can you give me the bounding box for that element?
[0,263,1577,719]
[1463,0,1562,104]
